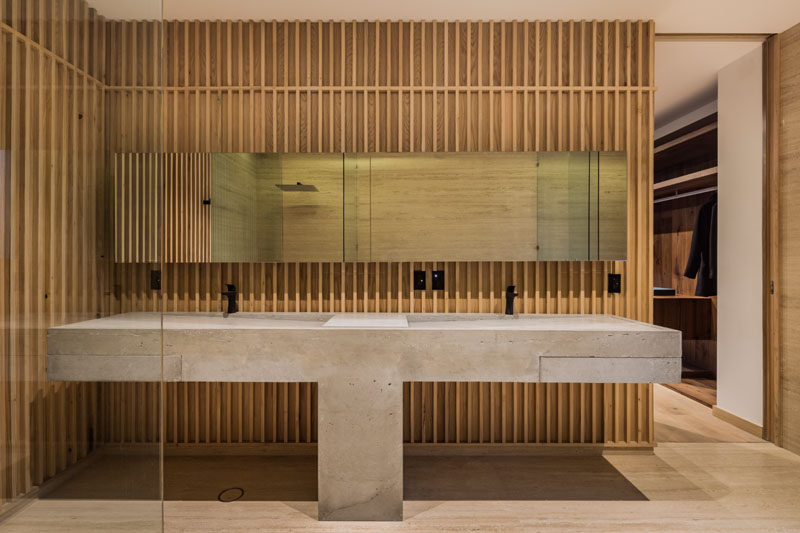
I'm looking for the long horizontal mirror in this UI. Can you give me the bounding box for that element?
[113,151,626,263]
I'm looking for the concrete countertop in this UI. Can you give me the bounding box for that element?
[51,311,669,331]
[47,312,681,384]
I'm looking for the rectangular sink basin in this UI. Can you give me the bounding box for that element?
[323,314,408,328]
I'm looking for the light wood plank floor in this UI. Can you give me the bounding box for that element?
[1,386,797,532]
[654,384,762,443]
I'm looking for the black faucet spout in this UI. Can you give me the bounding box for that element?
[222,283,238,315]
[505,285,518,315]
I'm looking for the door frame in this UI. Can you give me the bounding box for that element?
[762,34,781,444]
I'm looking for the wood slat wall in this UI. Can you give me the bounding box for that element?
[113,152,211,262]
[779,22,800,454]
[103,20,656,447]
[0,0,106,507]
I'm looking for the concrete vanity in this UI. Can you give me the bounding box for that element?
[47,312,681,521]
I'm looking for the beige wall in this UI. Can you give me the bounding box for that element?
[717,46,764,427]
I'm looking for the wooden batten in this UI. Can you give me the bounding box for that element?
[113,153,211,263]
[0,0,107,507]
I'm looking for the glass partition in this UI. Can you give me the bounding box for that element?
[0,1,164,530]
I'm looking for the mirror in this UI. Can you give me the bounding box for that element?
[536,151,628,261]
[362,152,539,261]
[210,153,343,262]
[209,151,626,262]
[116,151,626,263]
[595,151,627,260]
[211,153,282,262]
[537,152,591,261]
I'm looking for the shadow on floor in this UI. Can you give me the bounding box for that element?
[41,453,161,500]
[405,455,647,501]
[42,453,648,502]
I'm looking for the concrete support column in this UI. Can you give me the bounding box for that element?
[317,378,403,521]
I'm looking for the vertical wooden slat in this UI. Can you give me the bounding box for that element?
[0,0,108,504]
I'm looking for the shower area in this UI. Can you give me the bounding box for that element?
[1,0,166,529]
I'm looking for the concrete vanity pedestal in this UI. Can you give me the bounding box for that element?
[47,312,681,521]
[317,378,403,521]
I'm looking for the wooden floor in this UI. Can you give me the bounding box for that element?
[664,378,717,407]
[1,386,797,532]
[654,384,761,443]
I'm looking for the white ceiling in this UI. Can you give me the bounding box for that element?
[654,40,763,128]
[87,0,796,130]
[87,0,800,34]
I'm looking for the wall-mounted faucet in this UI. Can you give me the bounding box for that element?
[505,285,518,316]
[222,284,238,315]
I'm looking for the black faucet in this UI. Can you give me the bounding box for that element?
[222,283,238,315]
[505,285,518,315]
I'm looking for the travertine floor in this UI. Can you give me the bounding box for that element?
[1,386,798,532]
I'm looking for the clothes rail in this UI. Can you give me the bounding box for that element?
[654,186,718,204]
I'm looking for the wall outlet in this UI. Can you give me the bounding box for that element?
[432,270,445,290]
[608,273,622,294]
[413,270,426,290]
[150,269,162,291]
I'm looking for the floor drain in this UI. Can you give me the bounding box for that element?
[217,487,245,502]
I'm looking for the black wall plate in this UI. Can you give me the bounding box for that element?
[608,273,622,294]
[150,269,162,291]
[432,270,445,290]
[413,270,426,290]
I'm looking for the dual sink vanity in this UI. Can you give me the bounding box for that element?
[48,312,681,521]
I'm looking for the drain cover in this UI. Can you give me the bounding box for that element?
[217,487,244,502]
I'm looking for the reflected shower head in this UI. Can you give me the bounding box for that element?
[275,182,318,192]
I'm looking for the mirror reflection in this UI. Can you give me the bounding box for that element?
[210,153,343,262]
[115,151,626,263]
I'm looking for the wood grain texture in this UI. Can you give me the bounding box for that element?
[653,296,717,374]
[653,192,717,375]
[114,153,211,263]
[367,152,539,261]
[210,153,277,263]
[0,0,106,507]
[764,34,780,443]
[779,22,800,454]
[280,154,344,262]
[101,19,656,449]
[597,151,628,260]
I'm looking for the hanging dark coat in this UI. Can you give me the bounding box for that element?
[684,193,717,296]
